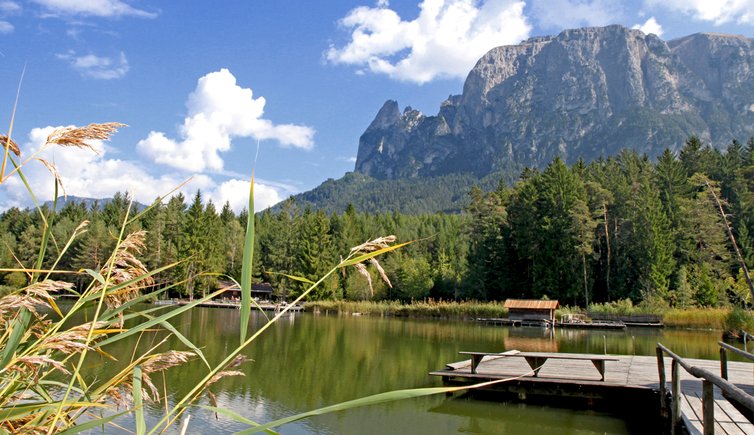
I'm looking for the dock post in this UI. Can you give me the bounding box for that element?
[720,346,728,380]
[656,346,667,416]
[702,380,714,435]
[671,360,680,435]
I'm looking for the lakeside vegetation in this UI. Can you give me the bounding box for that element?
[304,299,740,330]
[1,117,753,431]
[3,136,753,314]
[0,120,430,432]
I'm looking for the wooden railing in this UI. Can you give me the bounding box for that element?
[719,341,754,381]
[656,343,754,435]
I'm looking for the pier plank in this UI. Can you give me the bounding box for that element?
[433,351,754,434]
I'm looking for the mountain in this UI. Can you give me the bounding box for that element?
[278,171,509,215]
[355,25,754,180]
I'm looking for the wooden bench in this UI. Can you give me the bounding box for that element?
[459,350,619,381]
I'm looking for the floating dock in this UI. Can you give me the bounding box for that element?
[431,350,754,434]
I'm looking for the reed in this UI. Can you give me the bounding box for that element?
[662,308,729,329]
[1,110,502,433]
[304,299,508,319]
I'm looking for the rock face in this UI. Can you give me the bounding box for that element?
[354,25,754,179]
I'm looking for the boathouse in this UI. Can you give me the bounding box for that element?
[216,280,274,301]
[504,299,559,323]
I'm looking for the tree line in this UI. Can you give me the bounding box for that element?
[1,136,752,308]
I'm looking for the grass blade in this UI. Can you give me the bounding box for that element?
[56,408,133,435]
[0,308,31,371]
[265,272,314,285]
[143,313,211,370]
[235,378,511,434]
[239,172,255,344]
[95,288,225,348]
[195,405,279,434]
[0,401,105,421]
[340,242,413,267]
[134,365,146,435]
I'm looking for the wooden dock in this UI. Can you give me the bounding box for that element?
[153,299,303,312]
[431,351,754,434]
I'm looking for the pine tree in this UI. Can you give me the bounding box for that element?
[464,186,506,300]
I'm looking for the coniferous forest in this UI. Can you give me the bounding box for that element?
[2,137,753,309]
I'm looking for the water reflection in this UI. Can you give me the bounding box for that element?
[82,308,741,434]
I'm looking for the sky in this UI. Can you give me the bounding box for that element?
[1,0,754,213]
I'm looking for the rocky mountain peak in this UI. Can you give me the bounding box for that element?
[354,25,754,180]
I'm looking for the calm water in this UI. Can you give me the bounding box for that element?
[86,307,741,434]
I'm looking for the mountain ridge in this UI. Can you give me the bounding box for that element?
[354,25,754,181]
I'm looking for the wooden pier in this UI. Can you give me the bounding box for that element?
[431,348,754,434]
[153,299,303,312]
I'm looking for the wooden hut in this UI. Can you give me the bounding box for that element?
[504,299,559,324]
[216,280,274,301]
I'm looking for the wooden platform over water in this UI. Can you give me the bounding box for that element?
[153,299,303,312]
[431,352,754,434]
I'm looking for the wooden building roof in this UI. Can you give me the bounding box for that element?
[503,299,559,310]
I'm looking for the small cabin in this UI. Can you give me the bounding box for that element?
[216,280,274,301]
[504,299,559,323]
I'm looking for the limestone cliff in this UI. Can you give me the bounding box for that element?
[355,25,754,179]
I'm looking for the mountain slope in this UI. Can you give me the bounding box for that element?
[280,172,510,215]
[355,25,754,180]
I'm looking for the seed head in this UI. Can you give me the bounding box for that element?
[0,135,20,156]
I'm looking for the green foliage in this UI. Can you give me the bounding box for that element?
[391,254,434,301]
[284,171,509,215]
[304,299,507,319]
[662,308,729,329]
[2,135,753,311]
[724,307,754,335]
[587,299,639,316]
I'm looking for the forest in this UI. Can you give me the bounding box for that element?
[1,136,752,309]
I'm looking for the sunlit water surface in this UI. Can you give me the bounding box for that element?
[81,307,740,434]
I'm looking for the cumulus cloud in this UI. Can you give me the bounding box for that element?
[646,0,754,26]
[0,126,285,214]
[56,51,130,79]
[0,126,210,211]
[632,16,663,36]
[0,20,12,33]
[211,178,282,213]
[31,0,156,18]
[531,0,623,29]
[137,68,315,173]
[326,0,531,83]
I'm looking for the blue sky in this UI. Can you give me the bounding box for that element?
[1,0,754,213]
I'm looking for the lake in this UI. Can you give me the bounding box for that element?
[89,307,740,434]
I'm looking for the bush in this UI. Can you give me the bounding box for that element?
[724,307,754,336]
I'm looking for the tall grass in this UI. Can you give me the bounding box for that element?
[662,308,729,329]
[0,113,506,433]
[305,299,507,319]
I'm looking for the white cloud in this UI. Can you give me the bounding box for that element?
[0,1,21,14]
[210,178,282,213]
[531,0,623,29]
[0,126,289,214]
[56,51,129,79]
[0,20,12,33]
[632,16,663,36]
[646,0,754,26]
[31,0,156,18]
[0,126,211,211]
[326,0,531,83]
[137,68,315,173]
